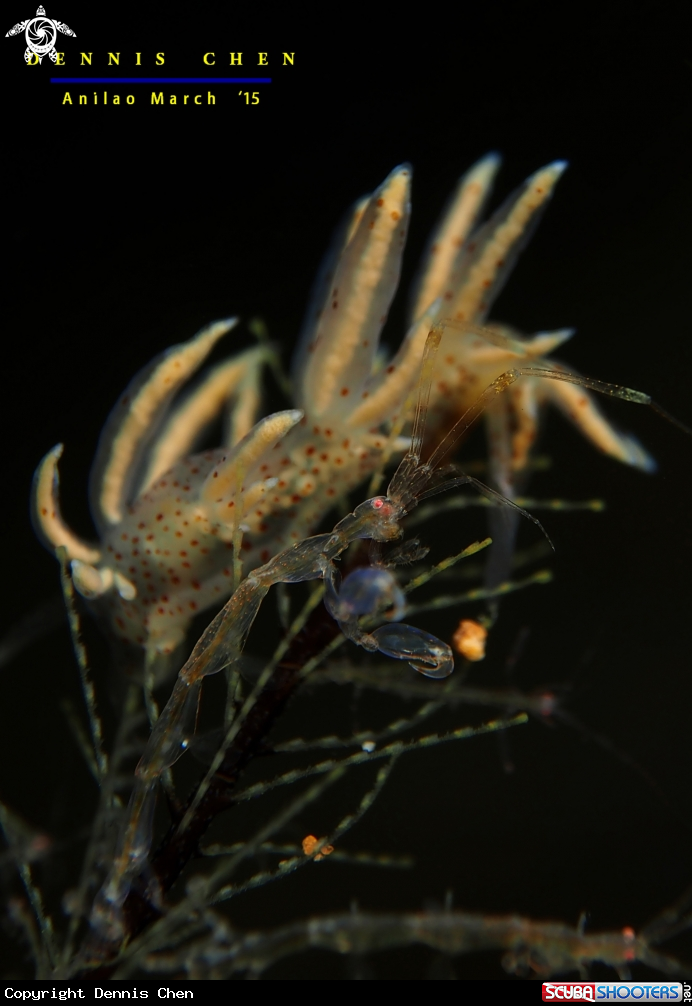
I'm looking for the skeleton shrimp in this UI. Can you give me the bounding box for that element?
[89,323,676,941]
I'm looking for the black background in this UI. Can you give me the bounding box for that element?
[2,3,691,980]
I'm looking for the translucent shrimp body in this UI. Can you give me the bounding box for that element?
[91,494,411,938]
[90,327,663,940]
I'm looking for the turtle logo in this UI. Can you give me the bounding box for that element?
[5,5,76,64]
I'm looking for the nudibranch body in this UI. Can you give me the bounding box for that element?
[32,157,653,662]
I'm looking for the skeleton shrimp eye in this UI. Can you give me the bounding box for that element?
[351,497,401,540]
[368,496,398,517]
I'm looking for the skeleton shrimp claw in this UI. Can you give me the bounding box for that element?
[325,562,454,678]
[370,623,455,679]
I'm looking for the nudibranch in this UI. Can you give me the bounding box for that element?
[32,157,653,663]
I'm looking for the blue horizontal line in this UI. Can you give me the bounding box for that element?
[50,77,272,84]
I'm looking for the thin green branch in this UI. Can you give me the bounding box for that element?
[405,569,552,617]
[234,713,528,803]
[407,493,604,528]
[57,547,108,782]
[0,802,57,975]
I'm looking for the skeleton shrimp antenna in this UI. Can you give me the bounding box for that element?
[386,320,532,485]
[427,371,522,473]
[425,320,692,472]
[648,402,692,439]
[387,324,555,546]
[387,323,444,508]
[410,324,443,463]
[511,366,692,440]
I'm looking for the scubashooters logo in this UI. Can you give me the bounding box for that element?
[5,5,75,63]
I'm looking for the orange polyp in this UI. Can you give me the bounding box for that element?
[452,619,488,661]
